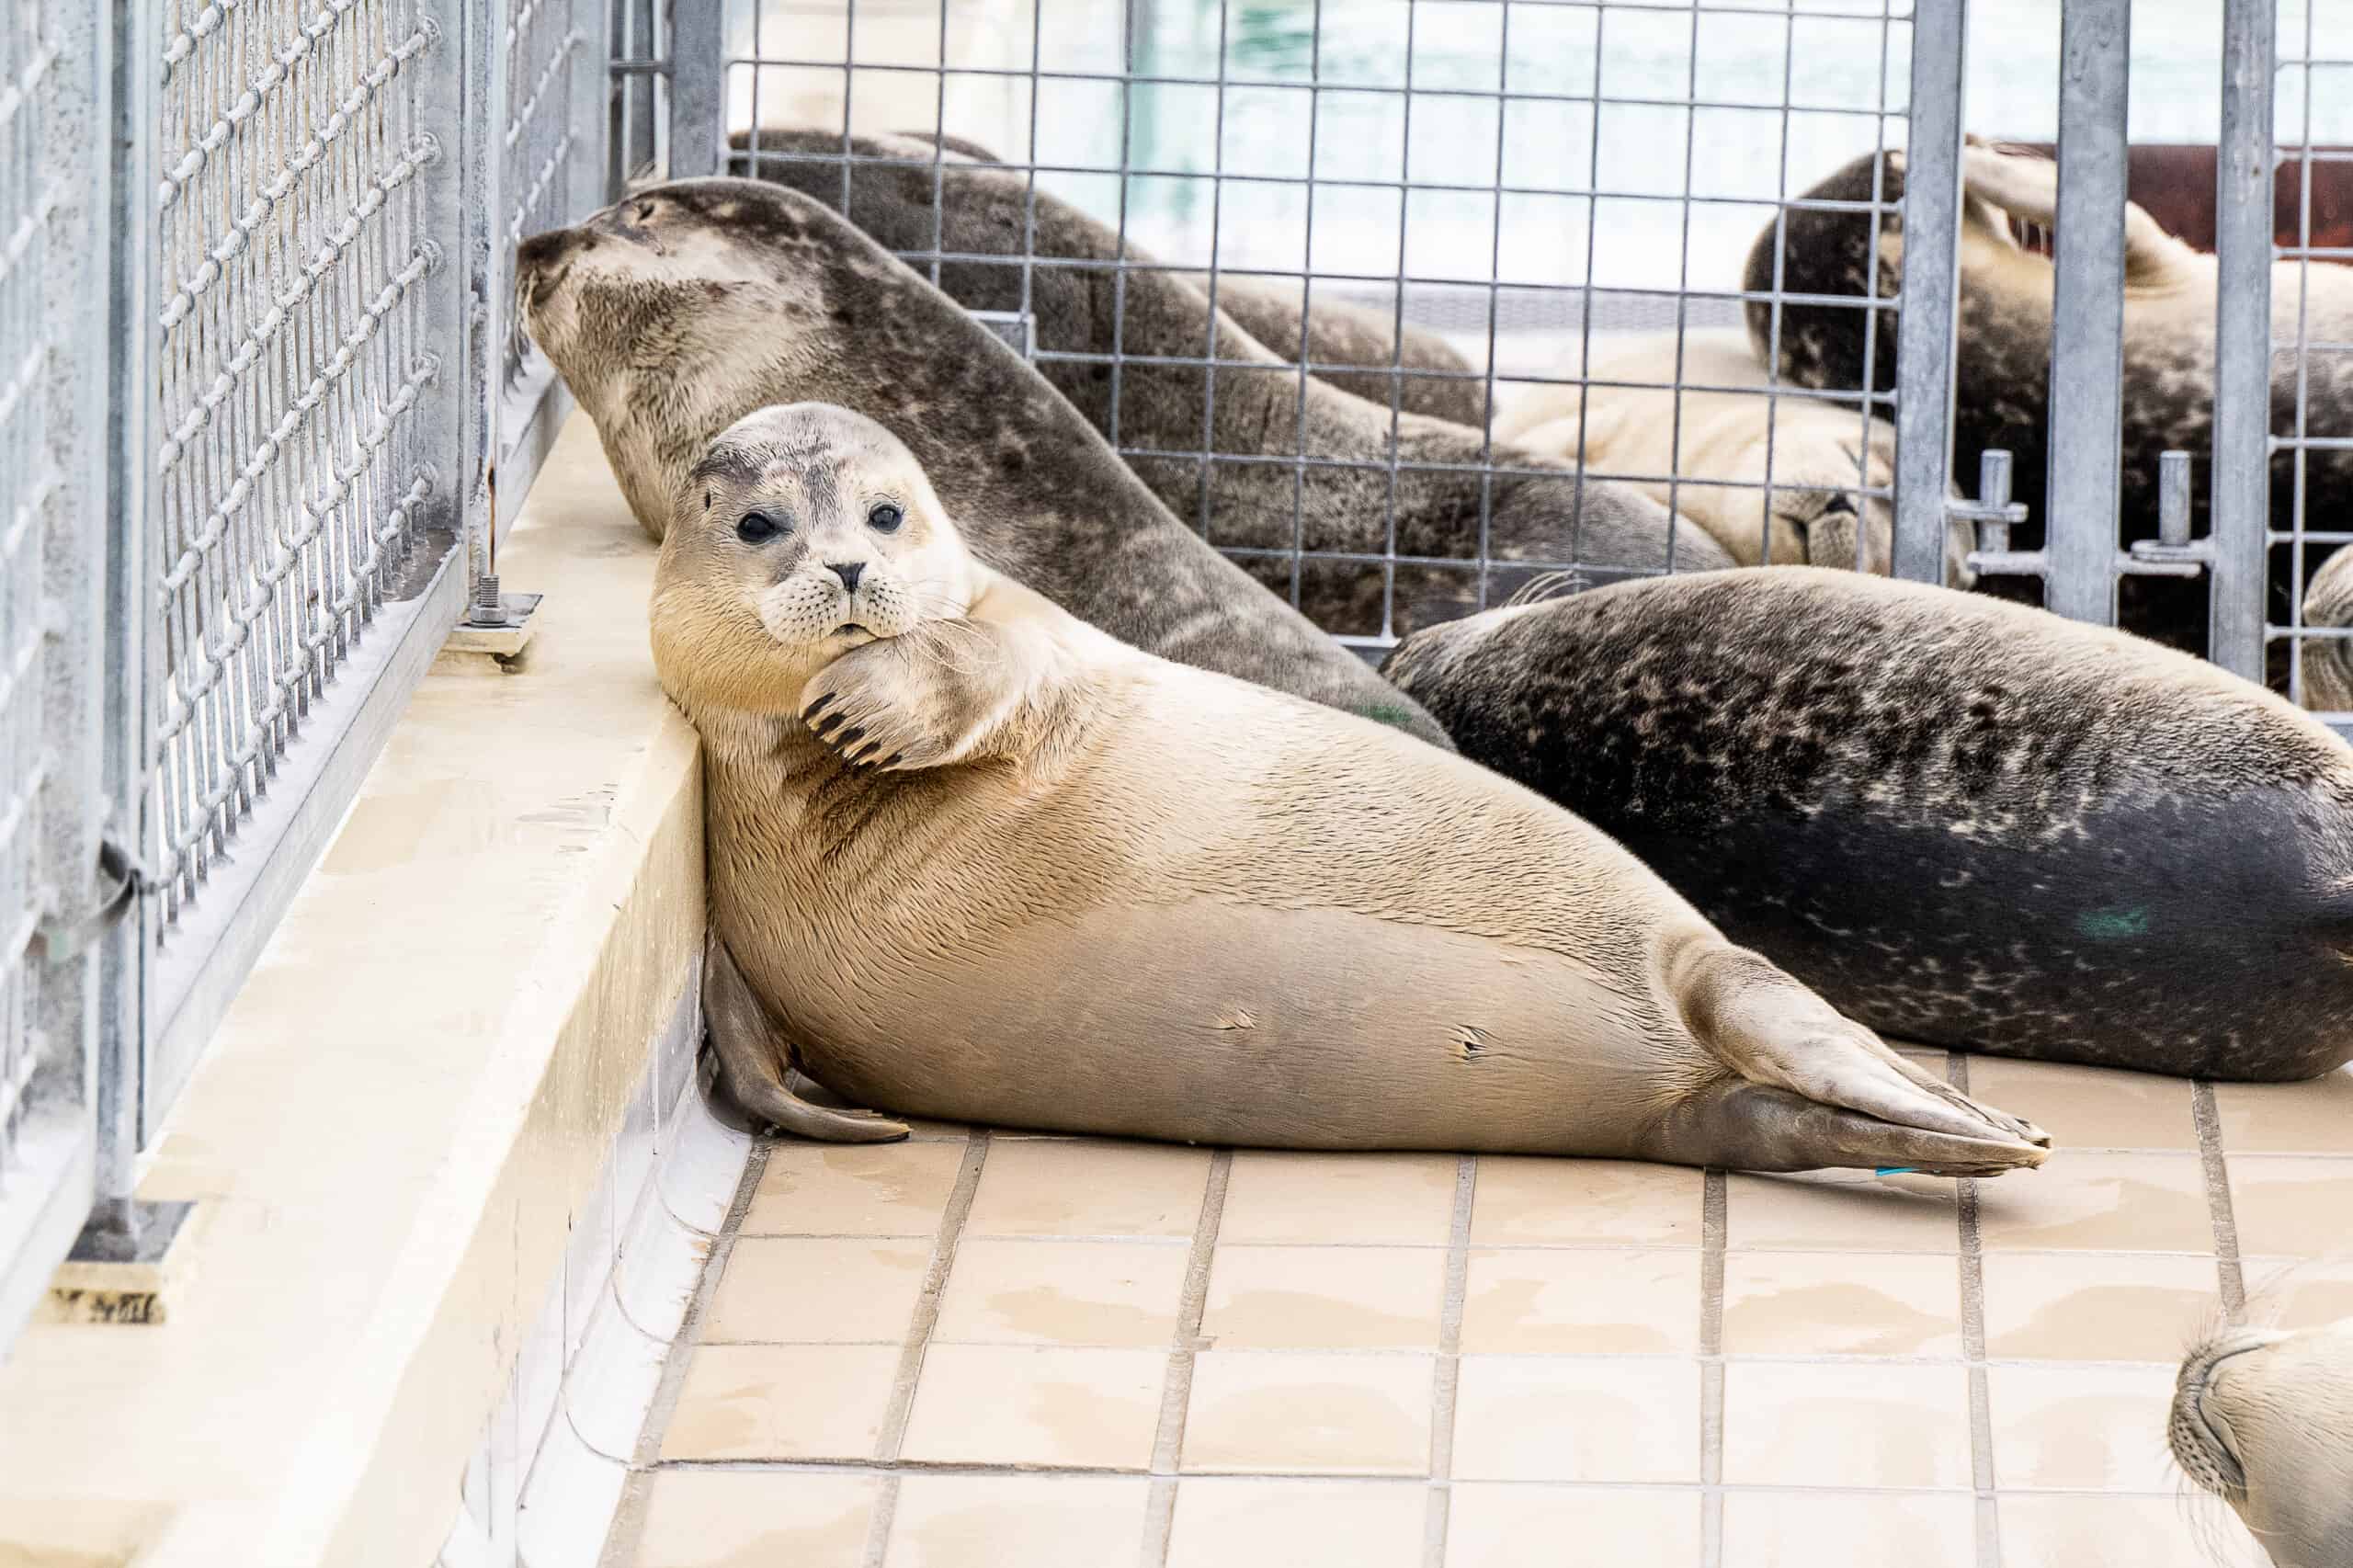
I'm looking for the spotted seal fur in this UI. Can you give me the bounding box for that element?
[1383,567,2353,1079]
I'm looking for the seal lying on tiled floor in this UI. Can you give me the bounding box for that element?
[2171,1313,2353,1568]
[1381,568,2353,1080]
[514,178,1449,749]
[652,401,2050,1175]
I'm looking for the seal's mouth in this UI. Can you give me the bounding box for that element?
[835,623,870,640]
[2170,1333,2275,1495]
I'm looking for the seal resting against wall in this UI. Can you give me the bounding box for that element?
[1494,326,1974,585]
[725,129,1725,637]
[655,402,2051,1174]
[1745,142,2353,669]
[515,179,1449,746]
[1381,568,2353,1080]
[2170,1315,2353,1567]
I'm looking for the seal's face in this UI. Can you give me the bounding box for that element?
[2170,1318,2353,1567]
[652,402,981,713]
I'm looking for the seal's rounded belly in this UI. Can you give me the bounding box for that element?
[1384,566,2353,1081]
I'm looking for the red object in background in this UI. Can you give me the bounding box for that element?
[1996,142,2353,256]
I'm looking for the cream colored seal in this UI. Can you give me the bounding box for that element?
[1494,326,1974,585]
[654,401,2052,1174]
[2170,1313,2353,1568]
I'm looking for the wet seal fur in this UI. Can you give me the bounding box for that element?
[1382,567,2353,1080]
[1495,326,1975,585]
[515,178,1449,747]
[1745,142,2353,671]
[658,402,2051,1174]
[2170,1314,2353,1567]
[728,128,1725,637]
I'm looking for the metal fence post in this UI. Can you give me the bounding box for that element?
[667,0,724,179]
[2043,0,2132,624]
[2211,0,2275,683]
[1893,0,1968,585]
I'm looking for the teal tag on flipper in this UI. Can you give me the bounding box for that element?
[1876,1166,1918,1176]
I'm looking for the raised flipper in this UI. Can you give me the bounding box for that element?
[703,935,910,1143]
[1649,938,2052,1176]
[1961,142,2192,288]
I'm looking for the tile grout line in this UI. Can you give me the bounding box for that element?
[1699,1168,1727,1568]
[1949,1052,2001,1568]
[1418,1153,1479,1568]
[1140,1148,1234,1568]
[2192,1081,2248,1320]
[593,1132,774,1568]
[859,1127,995,1568]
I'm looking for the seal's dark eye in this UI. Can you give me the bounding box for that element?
[736,511,783,544]
[867,502,904,534]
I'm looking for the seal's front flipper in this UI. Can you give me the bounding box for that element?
[1644,1080,2048,1177]
[704,937,910,1143]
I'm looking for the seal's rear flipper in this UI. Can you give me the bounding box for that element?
[704,937,911,1143]
[1645,1080,2051,1177]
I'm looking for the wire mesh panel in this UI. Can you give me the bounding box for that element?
[689,0,1937,647]
[0,0,109,1343]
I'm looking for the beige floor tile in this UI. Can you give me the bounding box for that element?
[1449,1355,1701,1483]
[1220,1152,1461,1245]
[745,1142,968,1237]
[881,1474,1151,1568]
[1444,1483,1702,1566]
[2242,1254,2353,1330]
[1721,1361,1972,1489]
[1719,1491,1975,1568]
[1725,1171,1959,1252]
[659,1344,901,1461]
[2227,1155,2353,1257]
[632,1469,880,1568]
[1165,1479,1427,1568]
[1461,1249,1703,1354]
[1469,1158,1705,1247]
[1181,1350,1435,1475]
[1999,1494,2263,1568]
[2213,1067,2353,1154]
[1975,1152,2214,1253]
[1199,1244,1446,1350]
[1963,1058,2198,1151]
[933,1237,1188,1347]
[1980,1251,2224,1361]
[898,1345,1165,1469]
[703,1237,932,1344]
[963,1139,1210,1239]
[1984,1363,2181,1492]
[1720,1251,1961,1358]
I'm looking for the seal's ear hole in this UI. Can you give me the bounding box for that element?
[704,488,712,511]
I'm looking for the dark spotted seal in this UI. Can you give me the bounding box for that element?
[1382,567,2353,1080]
[515,178,1449,746]
[665,402,2049,1176]
[726,128,1725,638]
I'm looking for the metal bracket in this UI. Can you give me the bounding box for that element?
[1951,449,2039,578]
[32,837,147,963]
[2120,450,2211,579]
[1958,448,2211,585]
[445,572,543,659]
[970,309,1036,359]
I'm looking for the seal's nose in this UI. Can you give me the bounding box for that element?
[827,562,864,593]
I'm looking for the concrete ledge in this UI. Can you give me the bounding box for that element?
[0,414,706,1568]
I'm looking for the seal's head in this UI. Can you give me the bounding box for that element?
[2169,1316,2353,1567]
[651,403,981,714]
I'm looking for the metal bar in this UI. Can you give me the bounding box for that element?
[2211,0,2275,683]
[1893,0,1966,584]
[666,0,722,179]
[2042,0,2131,624]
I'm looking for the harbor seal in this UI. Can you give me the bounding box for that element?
[1382,567,2353,1080]
[734,121,1492,426]
[1494,326,1974,585]
[515,178,1450,747]
[658,402,2050,1174]
[727,128,1725,637]
[1746,142,2353,664]
[2170,1315,2353,1567]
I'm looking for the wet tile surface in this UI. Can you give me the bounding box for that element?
[612,1058,2323,1566]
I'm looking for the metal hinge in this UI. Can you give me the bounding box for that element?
[34,837,146,962]
[1953,447,2210,584]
